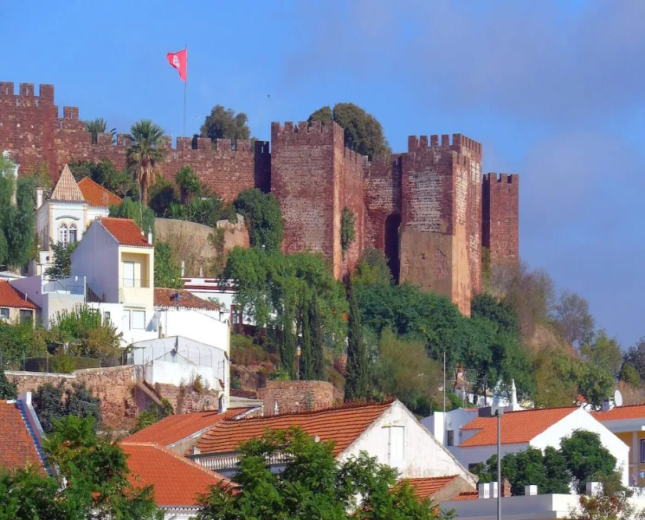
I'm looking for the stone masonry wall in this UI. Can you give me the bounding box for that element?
[0,83,269,203]
[363,155,402,250]
[258,380,340,416]
[339,146,367,277]
[482,173,519,266]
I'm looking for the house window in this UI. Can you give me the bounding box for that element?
[131,310,145,329]
[0,308,9,321]
[59,223,68,245]
[19,309,33,324]
[384,425,404,464]
[447,430,455,447]
[641,439,645,463]
[123,262,135,288]
[69,224,77,243]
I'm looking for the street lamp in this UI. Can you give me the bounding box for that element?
[296,346,301,380]
[496,407,504,520]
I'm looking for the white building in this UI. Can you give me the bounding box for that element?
[35,164,122,272]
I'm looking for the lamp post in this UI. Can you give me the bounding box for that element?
[496,407,504,520]
[296,346,301,380]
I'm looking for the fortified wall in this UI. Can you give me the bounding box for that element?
[0,81,519,315]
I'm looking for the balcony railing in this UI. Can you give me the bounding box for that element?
[121,278,150,289]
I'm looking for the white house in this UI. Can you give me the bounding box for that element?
[188,399,476,492]
[35,164,121,272]
[438,405,628,487]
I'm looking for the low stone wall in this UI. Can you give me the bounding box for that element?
[258,380,341,416]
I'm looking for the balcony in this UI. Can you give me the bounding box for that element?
[119,277,152,306]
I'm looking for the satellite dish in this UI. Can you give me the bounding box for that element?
[614,389,623,407]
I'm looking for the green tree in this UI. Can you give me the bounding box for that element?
[131,399,174,433]
[300,295,314,380]
[127,119,167,207]
[0,367,17,400]
[310,296,326,380]
[351,248,392,288]
[578,363,615,409]
[282,303,296,379]
[553,290,595,348]
[44,240,79,279]
[109,197,155,237]
[309,103,389,160]
[581,330,622,378]
[0,173,36,269]
[560,430,619,494]
[175,165,201,203]
[32,381,102,433]
[471,293,519,336]
[147,176,177,216]
[84,117,116,144]
[346,284,368,401]
[200,105,251,144]
[233,188,284,252]
[154,242,184,289]
[533,347,579,408]
[619,363,641,387]
[341,206,356,254]
[624,338,645,383]
[197,427,443,520]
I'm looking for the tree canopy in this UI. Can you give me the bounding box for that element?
[126,119,166,207]
[308,103,389,160]
[233,188,284,252]
[200,105,251,144]
[154,241,184,289]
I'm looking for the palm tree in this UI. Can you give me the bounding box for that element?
[84,118,116,144]
[126,120,166,207]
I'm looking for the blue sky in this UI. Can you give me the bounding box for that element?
[3,0,645,347]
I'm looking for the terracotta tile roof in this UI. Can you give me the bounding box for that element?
[154,288,220,311]
[459,407,577,447]
[78,177,122,207]
[453,491,479,501]
[592,404,645,422]
[195,400,393,456]
[50,164,85,202]
[124,408,249,447]
[404,476,459,500]
[0,281,37,309]
[0,400,45,474]
[97,217,152,247]
[121,442,227,507]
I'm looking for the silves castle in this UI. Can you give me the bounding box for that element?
[0,82,519,315]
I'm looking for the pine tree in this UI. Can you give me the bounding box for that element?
[300,299,314,380]
[345,283,367,401]
[310,297,326,380]
[282,303,296,379]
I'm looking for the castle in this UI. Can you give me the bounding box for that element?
[0,82,518,315]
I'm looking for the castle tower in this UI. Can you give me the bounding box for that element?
[397,134,483,316]
[482,173,519,267]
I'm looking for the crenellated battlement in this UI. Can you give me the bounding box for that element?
[407,133,482,155]
[271,120,339,136]
[483,172,518,185]
[0,82,55,105]
[343,147,368,165]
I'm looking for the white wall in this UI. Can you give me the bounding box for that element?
[71,221,120,303]
[159,308,229,352]
[144,360,219,390]
[340,401,475,484]
[531,408,629,486]
[422,408,479,446]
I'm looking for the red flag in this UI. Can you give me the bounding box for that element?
[166,49,187,82]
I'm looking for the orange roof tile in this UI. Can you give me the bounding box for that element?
[78,177,122,207]
[404,476,459,500]
[592,404,645,422]
[0,281,37,309]
[124,408,249,447]
[0,400,45,474]
[50,165,85,202]
[121,442,227,506]
[154,288,220,311]
[195,401,393,456]
[97,217,152,247]
[453,491,479,501]
[459,407,577,447]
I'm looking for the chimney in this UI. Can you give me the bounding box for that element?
[490,482,499,498]
[218,394,228,413]
[478,483,490,499]
[525,485,538,496]
[181,260,185,277]
[274,400,279,415]
[601,399,613,412]
[147,231,153,245]
[36,187,43,209]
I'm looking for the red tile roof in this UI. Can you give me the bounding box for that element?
[453,491,479,501]
[404,476,459,500]
[459,407,577,447]
[195,401,393,456]
[154,288,220,311]
[0,281,37,309]
[592,404,645,422]
[124,408,249,447]
[121,442,227,507]
[78,177,122,207]
[0,400,45,474]
[97,217,152,247]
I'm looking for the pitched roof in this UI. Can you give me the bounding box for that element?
[124,408,249,447]
[97,217,152,247]
[404,476,459,500]
[195,401,393,456]
[459,407,578,447]
[592,404,645,422]
[50,164,85,202]
[154,288,220,311]
[453,491,479,501]
[0,280,37,309]
[77,177,122,207]
[121,442,227,507]
[0,400,46,474]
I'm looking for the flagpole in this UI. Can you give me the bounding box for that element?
[183,45,187,137]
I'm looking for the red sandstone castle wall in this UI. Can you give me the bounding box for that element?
[363,154,402,250]
[339,146,366,277]
[0,83,268,203]
[482,173,519,266]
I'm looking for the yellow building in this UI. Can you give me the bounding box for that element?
[0,280,37,326]
[593,405,645,486]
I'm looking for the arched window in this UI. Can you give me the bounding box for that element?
[59,223,68,245]
[69,224,78,243]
